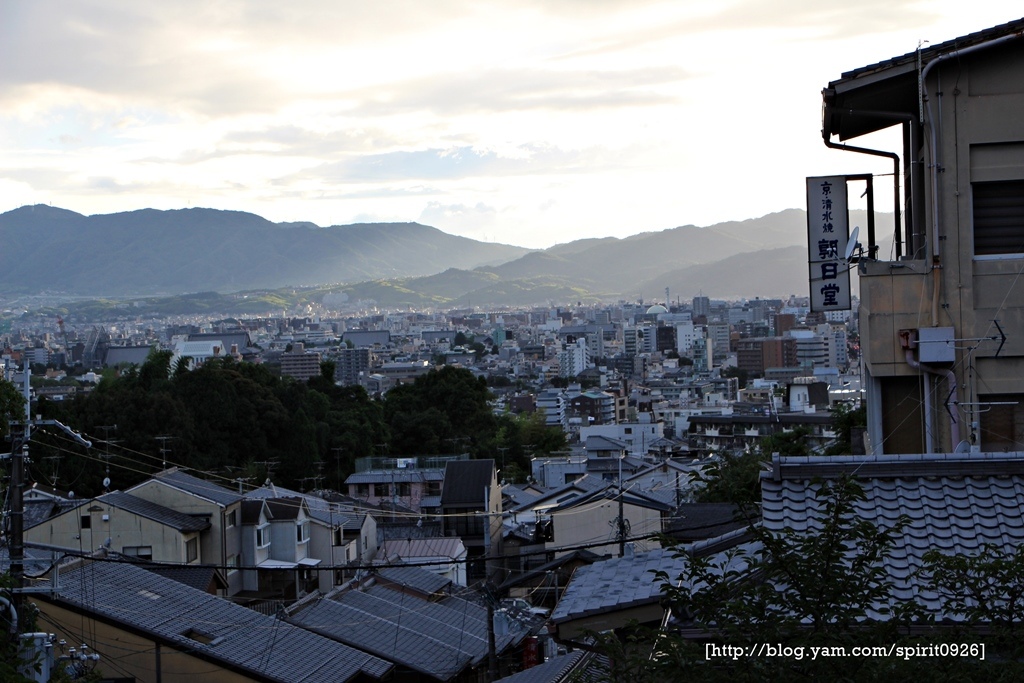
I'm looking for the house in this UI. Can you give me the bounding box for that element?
[820,18,1024,453]
[288,566,527,682]
[344,454,450,512]
[262,496,321,598]
[24,491,209,565]
[128,467,246,595]
[440,458,502,581]
[544,486,675,559]
[247,484,379,591]
[32,554,393,683]
[377,536,468,586]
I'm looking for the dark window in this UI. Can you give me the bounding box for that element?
[974,180,1024,255]
[186,537,199,563]
[80,515,91,529]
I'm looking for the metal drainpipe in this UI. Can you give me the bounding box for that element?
[821,137,901,258]
[823,108,915,259]
[919,31,1024,325]
[905,348,960,450]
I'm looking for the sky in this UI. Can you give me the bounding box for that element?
[1,1,1021,249]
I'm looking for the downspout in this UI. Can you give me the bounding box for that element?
[919,31,1024,326]
[822,108,914,260]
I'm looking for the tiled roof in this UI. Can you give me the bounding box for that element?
[376,565,452,596]
[99,491,210,533]
[148,468,244,506]
[46,558,392,682]
[264,497,304,521]
[760,452,1024,621]
[291,584,520,680]
[551,548,686,624]
[495,651,590,683]
[379,536,467,561]
[248,485,365,528]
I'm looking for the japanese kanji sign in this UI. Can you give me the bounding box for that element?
[807,176,851,311]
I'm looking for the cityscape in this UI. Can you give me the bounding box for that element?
[4,9,1024,683]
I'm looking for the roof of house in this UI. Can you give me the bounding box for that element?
[40,557,392,683]
[666,503,753,542]
[550,548,687,625]
[141,468,244,507]
[375,565,452,596]
[98,491,210,533]
[583,435,628,451]
[345,469,445,484]
[441,459,496,507]
[248,485,367,528]
[761,451,1024,621]
[290,584,521,680]
[495,651,595,683]
[824,18,1024,140]
[379,537,467,561]
[241,499,269,525]
[263,496,306,521]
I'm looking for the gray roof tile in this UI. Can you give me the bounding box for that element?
[149,468,244,506]
[47,558,392,682]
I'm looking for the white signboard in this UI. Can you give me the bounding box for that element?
[807,176,851,311]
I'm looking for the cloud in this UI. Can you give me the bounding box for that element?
[419,201,501,238]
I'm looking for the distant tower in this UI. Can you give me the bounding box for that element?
[693,295,711,318]
[665,287,670,310]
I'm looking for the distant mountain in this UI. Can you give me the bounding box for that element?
[8,205,892,314]
[0,205,530,296]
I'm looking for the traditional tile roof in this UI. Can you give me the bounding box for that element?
[99,491,210,533]
[290,584,521,680]
[376,565,452,596]
[550,548,686,625]
[42,558,392,682]
[496,651,593,683]
[379,537,467,561]
[760,452,1024,621]
[247,485,366,528]
[147,467,244,507]
[345,469,445,484]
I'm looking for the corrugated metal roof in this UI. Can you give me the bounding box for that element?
[47,559,392,682]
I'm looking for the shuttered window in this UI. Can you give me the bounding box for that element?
[974,180,1024,256]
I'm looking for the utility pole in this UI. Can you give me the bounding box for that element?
[618,454,626,557]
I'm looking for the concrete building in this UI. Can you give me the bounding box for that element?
[821,19,1024,453]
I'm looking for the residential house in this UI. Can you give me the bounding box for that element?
[32,555,394,683]
[440,458,502,581]
[24,491,208,565]
[288,566,526,681]
[128,467,246,595]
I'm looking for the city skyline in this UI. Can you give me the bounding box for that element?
[2,1,1019,248]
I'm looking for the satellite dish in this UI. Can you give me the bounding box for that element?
[844,226,861,262]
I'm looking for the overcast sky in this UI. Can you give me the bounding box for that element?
[1,2,1019,248]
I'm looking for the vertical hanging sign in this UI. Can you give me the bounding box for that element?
[807,176,851,311]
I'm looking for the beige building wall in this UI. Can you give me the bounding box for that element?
[26,503,201,564]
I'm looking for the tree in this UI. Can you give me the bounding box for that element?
[590,477,1024,681]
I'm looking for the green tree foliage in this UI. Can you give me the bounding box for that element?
[591,477,1024,681]
[382,366,496,456]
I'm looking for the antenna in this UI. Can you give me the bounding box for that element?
[844,226,862,262]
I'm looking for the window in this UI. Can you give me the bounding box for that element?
[297,521,309,544]
[80,515,91,529]
[226,509,237,528]
[333,528,344,546]
[974,180,1024,256]
[356,483,370,496]
[186,537,199,563]
[227,554,239,574]
[122,545,153,560]
[256,524,270,548]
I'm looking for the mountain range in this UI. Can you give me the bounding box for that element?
[0,205,891,311]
